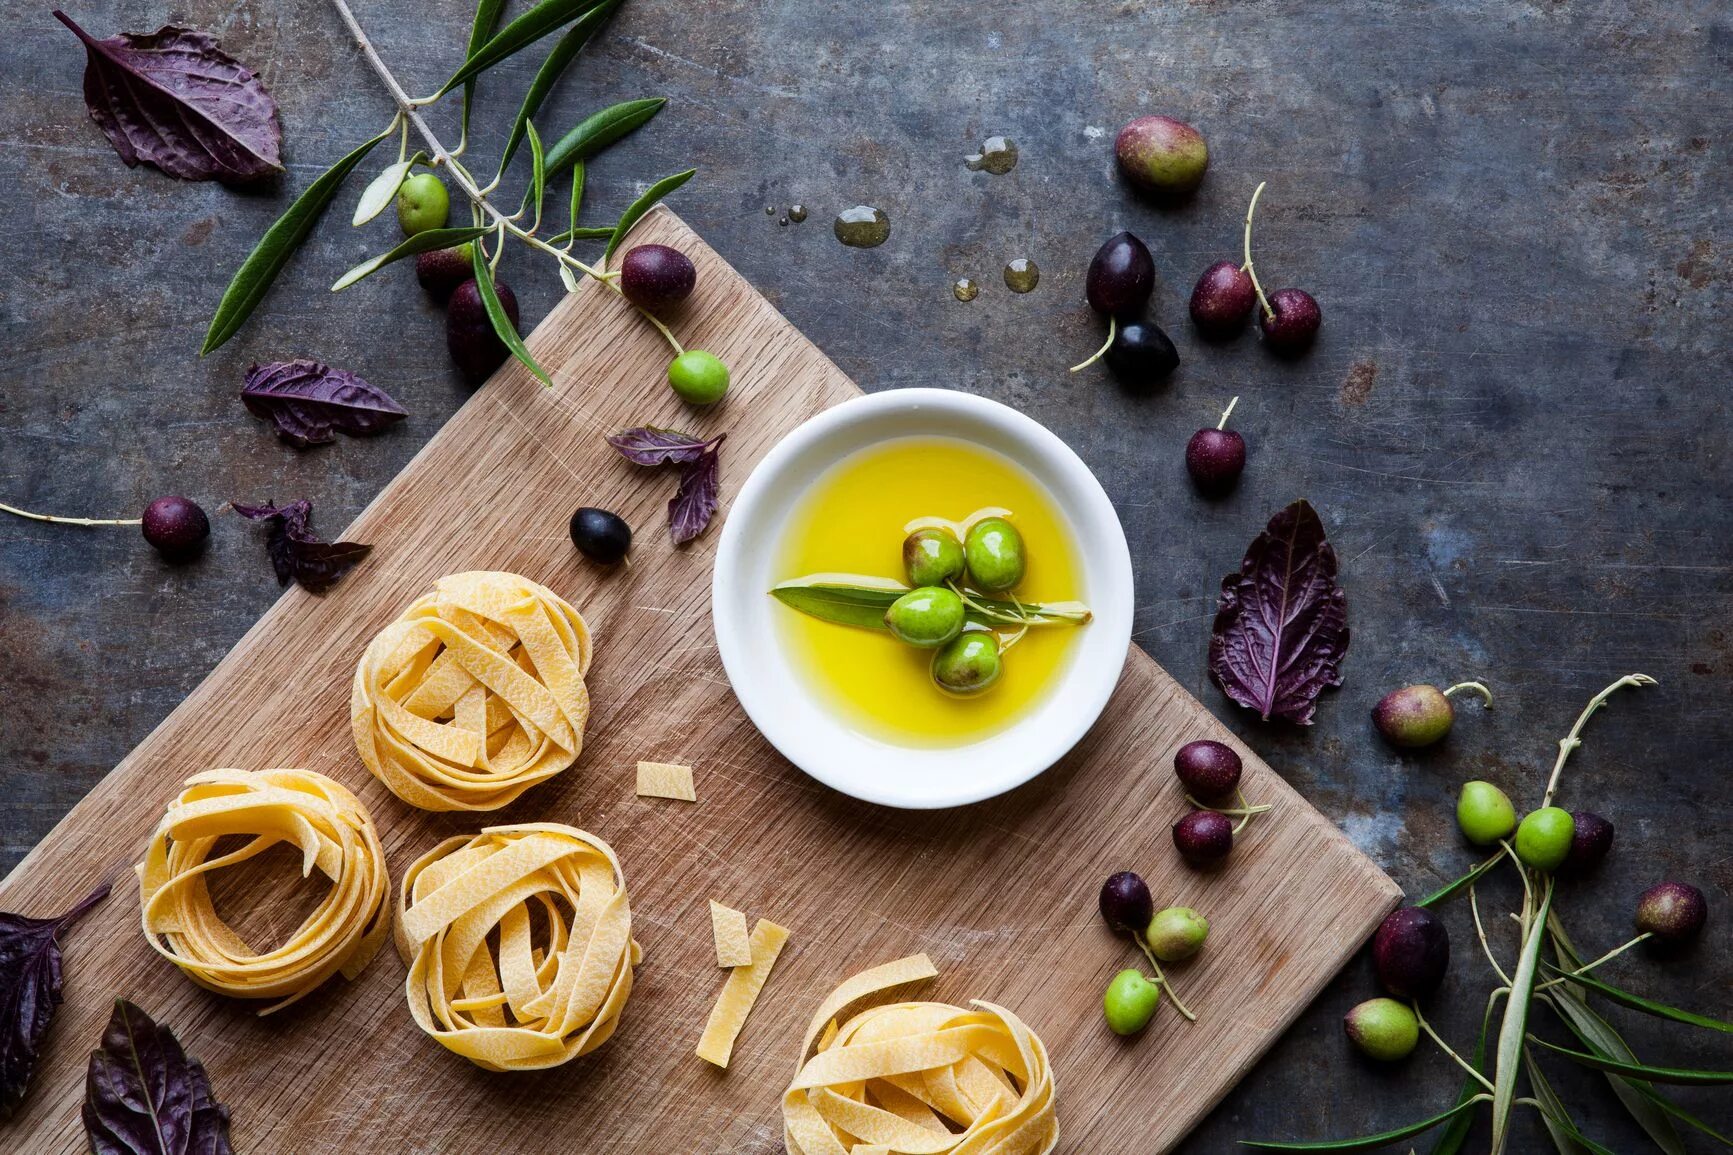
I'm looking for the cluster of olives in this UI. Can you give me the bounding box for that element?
[1189,181,1322,355]
[1097,870,1210,1035]
[885,518,1030,694]
[1072,230,1178,385]
[1171,739,1272,865]
[617,244,732,406]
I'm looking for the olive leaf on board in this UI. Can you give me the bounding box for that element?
[53,12,281,185]
[607,427,726,544]
[82,1000,235,1155]
[241,360,408,448]
[230,499,371,593]
[0,882,110,1120]
[1207,498,1349,725]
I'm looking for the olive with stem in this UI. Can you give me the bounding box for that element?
[1,495,209,560]
[1186,397,1246,494]
[1373,680,1492,748]
[1240,182,1322,354]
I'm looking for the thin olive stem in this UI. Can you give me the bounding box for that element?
[1241,181,1275,320]
[1469,883,1513,986]
[0,501,139,527]
[1534,933,1651,991]
[488,221,506,275]
[1499,840,1535,911]
[1135,938,1197,1022]
[1068,316,1116,373]
[1216,396,1239,430]
[1184,794,1273,818]
[1413,1003,1494,1092]
[1540,673,1657,809]
[1442,680,1493,708]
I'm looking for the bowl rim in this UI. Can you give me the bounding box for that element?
[711,387,1133,809]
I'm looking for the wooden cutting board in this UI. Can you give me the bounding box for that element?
[0,208,1399,1153]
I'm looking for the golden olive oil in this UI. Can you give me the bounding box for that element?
[774,436,1082,747]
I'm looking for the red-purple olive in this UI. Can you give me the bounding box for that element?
[1174,739,1242,800]
[1372,906,1450,999]
[414,244,475,302]
[1104,322,1179,383]
[1372,685,1453,747]
[446,277,520,383]
[1259,287,1322,354]
[1173,810,1234,864]
[1344,997,1419,1061]
[1186,428,1246,493]
[619,244,697,314]
[1562,811,1614,874]
[1189,260,1258,339]
[1115,115,1208,196]
[140,496,209,559]
[1085,231,1155,318]
[1635,882,1708,941]
[1099,871,1154,935]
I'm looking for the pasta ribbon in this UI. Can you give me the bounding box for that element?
[397,823,640,1071]
[352,571,593,812]
[783,955,1058,1155]
[137,768,391,1014]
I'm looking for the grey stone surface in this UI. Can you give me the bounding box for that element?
[1,0,1728,1149]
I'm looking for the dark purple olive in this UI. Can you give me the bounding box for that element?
[1635,882,1708,941]
[446,277,520,383]
[1085,231,1155,318]
[1259,288,1321,354]
[1104,322,1179,384]
[1189,260,1257,339]
[1186,428,1246,494]
[415,243,475,302]
[1174,739,1242,800]
[568,507,632,565]
[620,244,697,314]
[1173,810,1234,864]
[1372,907,1450,999]
[140,496,209,559]
[1115,115,1208,196]
[1562,811,1614,874]
[1099,871,1154,934]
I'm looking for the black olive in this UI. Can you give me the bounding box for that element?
[569,507,632,564]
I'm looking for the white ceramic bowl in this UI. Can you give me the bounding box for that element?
[712,388,1133,809]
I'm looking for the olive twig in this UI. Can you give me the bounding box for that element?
[1442,680,1493,707]
[1533,933,1652,992]
[1540,673,1657,809]
[1241,181,1275,321]
[1469,883,1514,986]
[0,501,140,527]
[1134,938,1197,1022]
[1067,316,1116,373]
[947,581,1024,626]
[1412,1003,1494,1092]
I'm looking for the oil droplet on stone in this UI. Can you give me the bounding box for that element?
[1003,258,1039,293]
[779,216,789,226]
[953,277,979,302]
[765,205,776,215]
[788,204,808,223]
[833,205,891,248]
[964,136,1019,175]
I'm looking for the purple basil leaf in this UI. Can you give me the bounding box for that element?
[668,448,722,545]
[606,426,724,468]
[241,360,407,448]
[231,498,371,593]
[0,882,110,1120]
[1208,499,1350,725]
[54,13,282,186]
[82,1000,234,1155]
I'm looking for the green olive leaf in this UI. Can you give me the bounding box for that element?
[1240,1095,1488,1151]
[525,121,547,228]
[770,577,1091,632]
[1489,880,1553,1154]
[543,98,667,177]
[1527,1037,1733,1086]
[202,125,393,355]
[469,242,551,386]
[558,263,581,294]
[1416,851,1504,909]
[567,160,586,233]
[440,0,614,97]
[1540,963,1733,1034]
[332,225,491,292]
[460,0,508,139]
[1631,1081,1733,1147]
[351,151,426,227]
[495,0,620,176]
[606,168,695,263]
[1525,1050,1598,1155]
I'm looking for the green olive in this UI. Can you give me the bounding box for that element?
[883,586,965,648]
[1343,997,1419,1061]
[1102,969,1161,1035]
[1456,780,1518,846]
[1144,906,1209,962]
[396,172,450,235]
[667,350,730,405]
[1515,807,1575,872]
[963,516,1026,592]
[902,527,965,587]
[931,632,1002,694]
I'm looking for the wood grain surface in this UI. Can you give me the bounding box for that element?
[0,209,1399,1154]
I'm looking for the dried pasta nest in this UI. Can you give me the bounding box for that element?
[352,571,593,812]
[396,823,640,1071]
[137,768,391,1014]
[784,956,1058,1155]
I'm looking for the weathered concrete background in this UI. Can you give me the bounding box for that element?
[2,0,1728,1149]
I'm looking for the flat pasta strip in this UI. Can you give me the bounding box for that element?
[136,768,391,1015]
[783,959,1058,1155]
[695,918,789,1068]
[636,760,696,802]
[352,572,593,812]
[397,823,640,1071]
[709,900,753,967]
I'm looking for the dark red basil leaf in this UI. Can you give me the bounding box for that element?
[668,448,721,545]
[1208,499,1349,725]
[53,13,282,185]
[232,499,371,593]
[606,426,723,468]
[0,882,109,1120]
[82,1000,234,1155]
[241,360,407,448]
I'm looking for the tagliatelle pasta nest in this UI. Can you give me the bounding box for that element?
[137,768,391,1014]
[396,823,640,1071]
[783,955,1059,1155]
[351,571,593,812]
